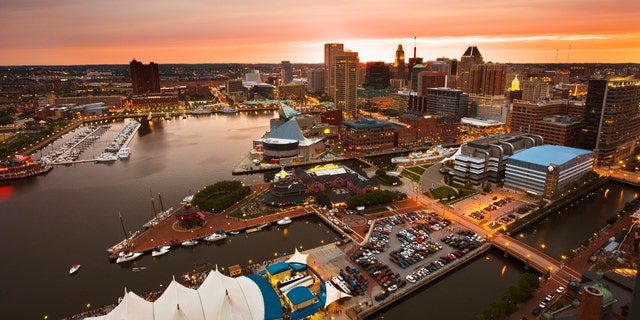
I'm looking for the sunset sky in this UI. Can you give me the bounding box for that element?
[2,0,639,66]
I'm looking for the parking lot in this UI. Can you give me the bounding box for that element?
[344,210,490,302]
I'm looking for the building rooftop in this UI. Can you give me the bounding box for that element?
[509,145,592,167]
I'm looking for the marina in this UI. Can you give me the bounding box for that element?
[2,114,637,320]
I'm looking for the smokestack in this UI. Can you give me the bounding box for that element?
[413,37,417,62]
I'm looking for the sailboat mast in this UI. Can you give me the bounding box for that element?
[119,212,128,242]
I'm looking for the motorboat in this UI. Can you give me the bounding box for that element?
[181,239,198,247]
[116,251,142,263]
[228,230,240,235]
[151,245,171,257]
[204,232,227,242]
[69,264,81,275]
[118,147,130,159]
[277,217,292,225]
[95,152,117,163]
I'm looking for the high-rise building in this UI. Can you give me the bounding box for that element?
[393,44,406,80]
[469,63,508,96]
[411,63,425,92]
[408,87,469,117]
[130,59,160,95]
[281,61,293,85]
[417,71,446,95]
[324,43,344,96]
[334,51,359,119]
[245,70,261,83]
[457,46,483,93]
[306,69,324,94]
[580,77,640,166]
[521,78,550,102]
[508,100,583,147]
[363,62,390,89]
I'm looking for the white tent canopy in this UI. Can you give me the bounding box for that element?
[323,282,351,308]
[84,269,265,320]
[285,248,308,265]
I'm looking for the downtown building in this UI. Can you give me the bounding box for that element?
[504,145,594,198]
[333,51,359,119]
[452,133,543,186]
[324,43,344,96]
[340,118,394,153]
[456,46,483,93]
[408,87,469,117]
[508,99,584,147]
[129,59,178,108]
[580,77,640,166]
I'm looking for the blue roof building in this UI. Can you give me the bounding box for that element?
[505,145,594,198]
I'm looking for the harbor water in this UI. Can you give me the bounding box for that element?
[0,112,636,319]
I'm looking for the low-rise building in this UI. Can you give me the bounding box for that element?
[504,145,593,198]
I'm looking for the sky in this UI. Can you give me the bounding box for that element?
[1,0,640,66]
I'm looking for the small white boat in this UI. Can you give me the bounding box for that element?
[151,245,171,257]
[118,147,130,159]
[229,230,240,235]
[69,264,81,275]
[277,217,292,225]
[116,251,142,263]
[180,195,194,205]
[204,233,227,242]
[181,239,198,247]
[95,152,117,163]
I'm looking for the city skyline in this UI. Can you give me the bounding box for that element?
[2,0,640,66]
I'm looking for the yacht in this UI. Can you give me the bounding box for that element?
[277,217,292,225]
[204,232,227,242]
[151,245,171,257]
[116,251,142,263]
[181,239,198,247]
[118,147,130,159]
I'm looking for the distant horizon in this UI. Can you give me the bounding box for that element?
[2,1,639,66]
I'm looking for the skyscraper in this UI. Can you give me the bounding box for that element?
[393,44,406,80]
[364,62,390,89]
[581,77,640,166]
[281,61,293,84]
[457,46,483,93]
[130,59,160,95]
[469,63,508,96]
[324,43,344,97]
[334,51,359,119]
[306,69,324,94]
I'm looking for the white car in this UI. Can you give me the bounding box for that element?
[556,286,565,293]
[405,275,416,283]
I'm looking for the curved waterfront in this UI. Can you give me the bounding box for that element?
[1,113,638,319]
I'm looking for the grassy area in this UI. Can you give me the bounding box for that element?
[401,169,421,183]
[430,186,458,200]
[406,166,426,175]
